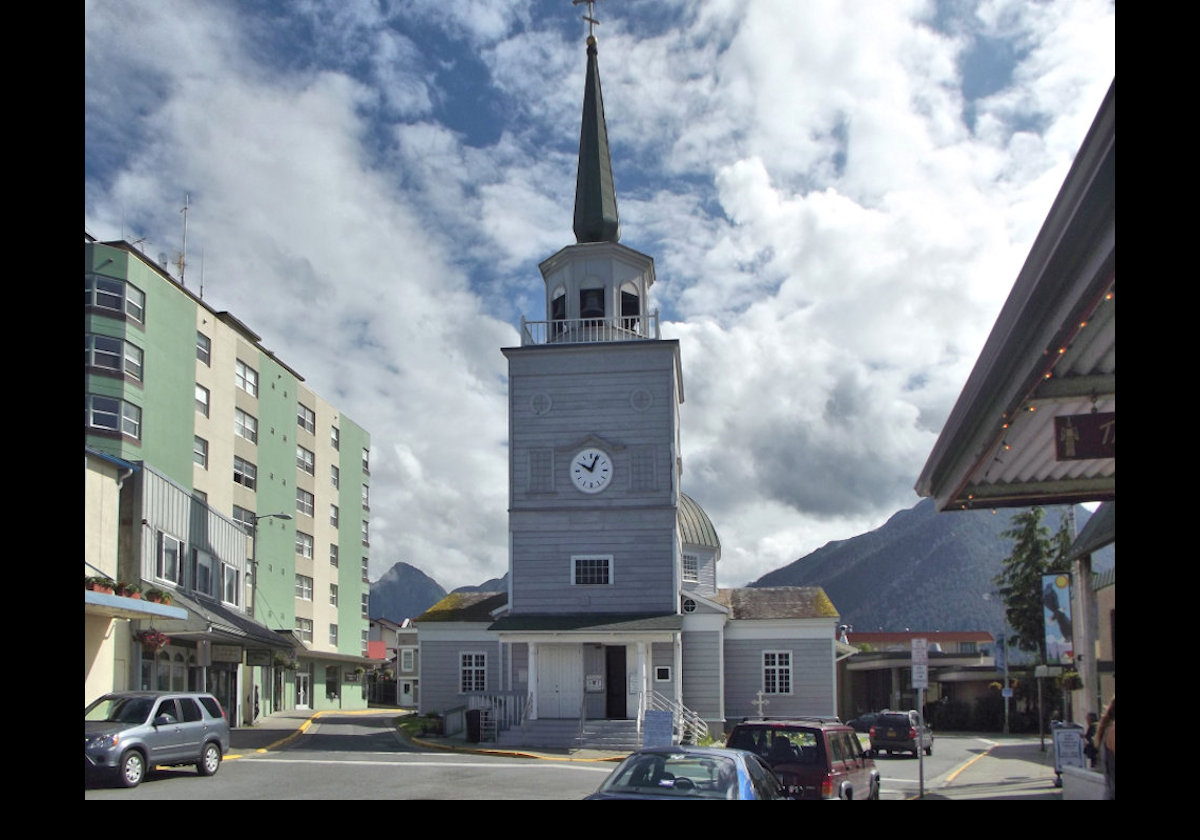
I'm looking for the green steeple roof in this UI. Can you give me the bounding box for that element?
[573,35,621,244]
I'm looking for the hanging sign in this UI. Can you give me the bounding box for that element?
[1054,413,1115,460]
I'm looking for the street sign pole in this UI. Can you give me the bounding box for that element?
[912,638,929,800]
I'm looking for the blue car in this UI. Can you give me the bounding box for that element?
[585,746,792,800]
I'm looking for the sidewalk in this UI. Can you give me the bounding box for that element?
[920,736,1062,800]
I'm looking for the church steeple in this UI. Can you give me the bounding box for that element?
[573,32,621,244]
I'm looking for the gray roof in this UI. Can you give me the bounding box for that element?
[715,587,839,620]
[489,612,682,632]
[1067,501,1115,561]
[678,493,720,550]
[415,591,508,623]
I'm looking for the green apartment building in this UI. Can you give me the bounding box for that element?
[85,233,376,722]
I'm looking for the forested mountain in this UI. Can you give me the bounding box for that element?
[751,499,1112,633]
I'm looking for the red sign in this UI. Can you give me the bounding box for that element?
[1054,413,1115,460]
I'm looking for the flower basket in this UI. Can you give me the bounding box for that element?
[145,588,173,605]
[135,629,170,651]
[1061,670,1083,691]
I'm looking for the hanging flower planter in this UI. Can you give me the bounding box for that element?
[144,588,173,605]
[1061,670,1083,691]
[116,581,143,599]
[135,629,170,651]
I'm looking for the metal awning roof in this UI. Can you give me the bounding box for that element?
[916,81,1114,512]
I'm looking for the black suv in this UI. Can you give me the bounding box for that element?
[726,718,880,800]
[869,710,933,757]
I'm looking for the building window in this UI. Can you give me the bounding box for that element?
[655,666,672,682]
[763,651,792,695]
[361,630,369,657]
[222,564,240,605]
[361,556,369,583]
[298,403,316,434]
[85,334,143,381]
[330,504,339,526]
[296,488,314,517]
[330,584,338,606]
[960,641,977,654]
[295,574,313,601]
[86,273,145,323]
[295,617,313,643]
[682,554,699,583]
[295,531,314,559]
[192,549,214,597]
[460,653,486,693]
[401,649,415,672]
[331,465,339,488]
[297,445,315,475]
[235,359,258,397]
[362,447,370,473]
[232,505,255,533]
[233,455,257,490]
[329,624,338,646]
[195,384,210,417]
[572,555,612,585]
[196,332,211,365]
[87,394,142,440]
[361,520,370,546]
[361,593,369,618]
[331,426,340,450]
[235,408,258,443]
[193,435,208,468]
[361,484,370,509]
[329,543,339,567]
[157,532,183,584]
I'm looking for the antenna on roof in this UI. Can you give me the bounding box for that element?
[176,193,190,287]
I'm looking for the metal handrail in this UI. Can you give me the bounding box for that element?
[646,689,709,744]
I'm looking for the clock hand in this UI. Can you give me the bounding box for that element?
[578,457,597,473]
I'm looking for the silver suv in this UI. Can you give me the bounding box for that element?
[85,691,231,787]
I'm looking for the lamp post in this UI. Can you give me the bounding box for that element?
[247,512,292,619]
[984,592,1011,735]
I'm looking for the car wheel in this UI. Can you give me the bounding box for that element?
[925,743,933,756]
[197,742,222,776]
[119,749,146,788]
[870,779,880,800]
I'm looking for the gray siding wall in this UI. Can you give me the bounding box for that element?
[418,636,501,715]
[130,465,247,603]
[506,341,683,616]
[510,507,677,613]
[682,630,723,724]
[723,637,834,720]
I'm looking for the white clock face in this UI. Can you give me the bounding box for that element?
[570,447,613,494]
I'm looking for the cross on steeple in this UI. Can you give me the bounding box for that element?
[573,0,603,38]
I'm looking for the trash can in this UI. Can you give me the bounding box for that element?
[466,709,481,743]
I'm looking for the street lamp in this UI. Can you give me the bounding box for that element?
[247,512,292,619]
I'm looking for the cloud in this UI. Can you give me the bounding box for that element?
[85,0,1114,591]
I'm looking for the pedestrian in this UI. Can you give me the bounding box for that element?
[1097,697,1115,800]
[1083,711,1099,768]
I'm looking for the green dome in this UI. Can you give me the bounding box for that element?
[678,493,720,550]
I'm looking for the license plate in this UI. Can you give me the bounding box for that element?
[886,729,897,737]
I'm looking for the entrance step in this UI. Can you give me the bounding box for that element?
[494,718,640,752]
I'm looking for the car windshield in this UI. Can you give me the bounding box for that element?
[85,696,154,724]
[599,753,739,799]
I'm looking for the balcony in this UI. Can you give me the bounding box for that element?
[520,312,660,346]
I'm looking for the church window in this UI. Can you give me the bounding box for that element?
[621,282,640,331]
[573,555,612,585]
[460,652,487,692]
[763,651,792,694]
[682,554,698,583]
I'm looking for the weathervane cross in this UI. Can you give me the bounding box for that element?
[572,0,603,37]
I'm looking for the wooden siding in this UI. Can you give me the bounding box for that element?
[418,635,501,715]
[509,507,677,613]
[682,630,724,723]
[723,638,835,720]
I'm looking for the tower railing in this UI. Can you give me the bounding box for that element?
[520,311,660,346]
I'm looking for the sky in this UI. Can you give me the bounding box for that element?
[84,0,1115,592]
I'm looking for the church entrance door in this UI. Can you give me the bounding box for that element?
[537,645,583,718]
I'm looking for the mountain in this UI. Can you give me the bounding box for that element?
[751,499,1113,634]
[368,562,447,624]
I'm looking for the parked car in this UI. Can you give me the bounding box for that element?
[869,710,933,757]
[726,718,880,800]
[585,746,792,800]
[846,712,879,733]
[85,691,231,787]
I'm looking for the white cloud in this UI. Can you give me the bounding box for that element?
[85,0,1114,591]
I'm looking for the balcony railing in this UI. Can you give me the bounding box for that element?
[520,311,661,346]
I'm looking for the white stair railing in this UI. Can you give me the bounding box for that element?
[646,690,709,745]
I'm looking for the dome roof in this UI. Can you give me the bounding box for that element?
[678,493,720,550]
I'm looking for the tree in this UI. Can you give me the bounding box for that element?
[992,507,1071,660]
